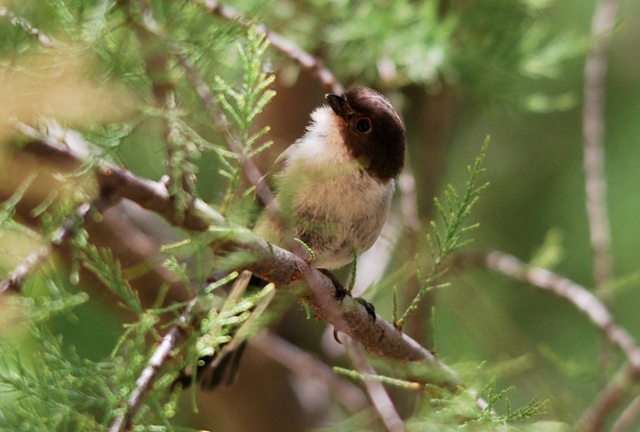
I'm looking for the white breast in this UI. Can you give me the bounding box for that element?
[257,106,395,269]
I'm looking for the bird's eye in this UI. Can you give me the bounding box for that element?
[355,117,372,134]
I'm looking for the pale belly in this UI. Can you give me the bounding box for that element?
[256,172,394,269]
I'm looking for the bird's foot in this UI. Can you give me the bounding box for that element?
[354,297,376,322]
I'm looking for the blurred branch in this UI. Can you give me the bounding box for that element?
[577,364,636,432]
[0,7,53,47]
[195,0,344,95]
[132,0,277,212]
[469,251,640,373]
[611,393,640,432]
[582,0,618,301]
[253,330,368,413]
[398,169,421,235]
[581,0,621,423]
[456,250,640,430]
[345,338,405,432]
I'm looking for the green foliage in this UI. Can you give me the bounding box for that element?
[529,228,565,270]
[331,366,552,430]
[239,0,584,107]
[216,28,276,214]
[0,173,41,240]
[396,138,489,328]
[0,281,112,431]
[81,242,143,314]
[405,380,552,431]
[475,381,547,424]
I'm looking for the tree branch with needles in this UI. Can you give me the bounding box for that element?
[11,122,468,386]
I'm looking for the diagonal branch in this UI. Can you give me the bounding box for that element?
[455,250,640,431]
[472,251,640,373]
[252,330,369,412]
[611,392,640,432]
[132,0,277,211]
[195,0,344,95]
[577,364,636,432]
[13,126,465,393]
[345,338,405,432]
[0,202,98,294]
[108,295,199,432]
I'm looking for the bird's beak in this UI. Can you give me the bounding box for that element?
[326,93,348,119]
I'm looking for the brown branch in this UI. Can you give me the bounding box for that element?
[577,364,636,432]
[611,393,640,432]
[132,0,277,212]
[582,0,618,300]
[196,0,344,95]
[252,330,369,413]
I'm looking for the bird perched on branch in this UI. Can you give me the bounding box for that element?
[256,87,406,272]
[182,87,406,389]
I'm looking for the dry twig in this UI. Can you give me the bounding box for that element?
[0,202,97,294]
[345,338,405,432]
[479,251,640,372]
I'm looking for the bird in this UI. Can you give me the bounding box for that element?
[180,87,406,389]
[255,87,405,271]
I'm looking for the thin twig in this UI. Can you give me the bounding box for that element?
[582,0,619,384]
[398,169,421,235]
[576,364,636,432]
[582,0,618,301]
[0,201,109,294]
[253,330,369,413]
[461,250,640,431]
[345,338,405,432]
[0,7,53,47]
[133,0,277,212]
[196,0,344,95]
[109,295,199,432]
[174,48,277,210]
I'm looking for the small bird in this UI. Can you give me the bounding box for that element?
[256,87,405,271]
[181,87,405,389]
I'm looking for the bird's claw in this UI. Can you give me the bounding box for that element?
[318,268,348,300]
[333,328,342,344]
[355,297,376,322]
